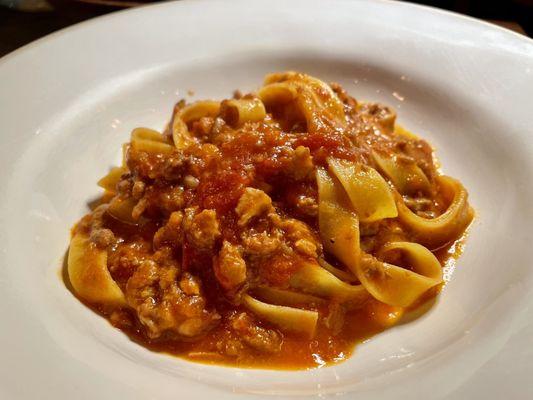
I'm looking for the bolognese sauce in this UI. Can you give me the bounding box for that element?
[67,72,473,369]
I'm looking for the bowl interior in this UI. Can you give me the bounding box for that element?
[3,51,531,397]
[1,1,532,399]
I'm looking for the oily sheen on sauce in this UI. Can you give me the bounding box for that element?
[66,72,473,369]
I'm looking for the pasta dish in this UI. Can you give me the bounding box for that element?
[67,72,473,368]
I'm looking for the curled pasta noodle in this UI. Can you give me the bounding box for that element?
[97,166,127,193]
[395,175,474,248]
[131,138,174,155]
[129,127,174,154]
[290,261,368,303]
[316,168,360,272]
[258,71,346,132]
[220,98,266,127]
[394,125,419,139]
[318,258,358,283]
[328,158,398,222]
[357,242,443,307]
[316,170,370,306]
[317,167,438,307]
[68,232,126,306]
[95,129,171,198]
[256,82,297,105]
[372,150,430,195]
[121,143,129,167]
[172,100,220,149]
[263,72,293,85]
[242,294,318,338]
[107,196,139,224]
[131,127,169,143]
[253,286,326,307]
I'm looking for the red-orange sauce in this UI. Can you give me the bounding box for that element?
[68,75,472,369]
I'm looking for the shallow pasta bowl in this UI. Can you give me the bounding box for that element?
[0,0,532,398]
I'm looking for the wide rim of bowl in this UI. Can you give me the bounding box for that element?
[0,0,531,67]
[0,1,532,399]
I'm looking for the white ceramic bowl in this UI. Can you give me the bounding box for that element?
[0,0,532,398]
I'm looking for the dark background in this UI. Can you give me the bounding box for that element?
[0,0,531,58]
[413,0,532,33]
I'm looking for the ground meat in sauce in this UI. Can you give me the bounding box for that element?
[124,250,220,339]
[183,208,221,250]
[214,241,247,292]
[230,312,282,353]
[69,75,468,369]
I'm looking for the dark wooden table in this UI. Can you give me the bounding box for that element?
[0,2,122,57]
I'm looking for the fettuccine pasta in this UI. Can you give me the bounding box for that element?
[67,72,473,369]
